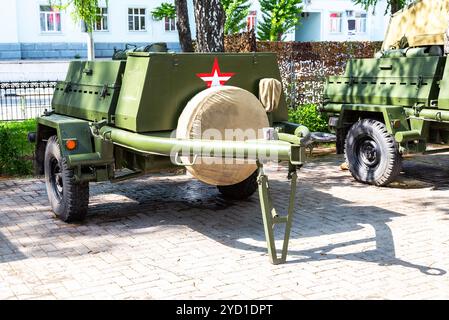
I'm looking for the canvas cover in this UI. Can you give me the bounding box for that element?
[259,78,282,112]
[383,0,449,50]
[176,86,269,186]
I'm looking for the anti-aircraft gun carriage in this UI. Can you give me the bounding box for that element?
[30,51,310,264]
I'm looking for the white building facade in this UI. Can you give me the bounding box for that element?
[0,0,390,60]
[295,0,389,42]
[0,0,195,59]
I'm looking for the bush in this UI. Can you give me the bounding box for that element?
[0,119,37,176]
[288,104,329,133]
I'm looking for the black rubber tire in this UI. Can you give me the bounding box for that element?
[217,170,258,200]
[44,136,89,222]
[34,141,46,175]
[345,119,402,186]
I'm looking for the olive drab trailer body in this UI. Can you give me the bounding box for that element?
[320,0,449,186]
[33,52,309,264]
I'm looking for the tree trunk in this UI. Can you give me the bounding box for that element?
[87,31,95,61]
[193,0,225,52]
[175,0,194,52]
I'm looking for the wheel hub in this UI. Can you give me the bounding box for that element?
[50,158,63,199]
[358,139,379,167]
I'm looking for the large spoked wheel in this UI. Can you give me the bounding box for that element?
[345,119,402,186]
[44,136,89,222]
[217,170,258,200]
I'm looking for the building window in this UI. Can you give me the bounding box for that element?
[247,11,257,32]
[165,17,176,31]
[347,11,367,34]
[329,12,342,33]
[40,5,61,32]
[94,7,108,31]
[128,8,146,31]
[355,12,367,33]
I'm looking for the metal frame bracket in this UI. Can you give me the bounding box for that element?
[173,152,198,166]
[257,162,298,265]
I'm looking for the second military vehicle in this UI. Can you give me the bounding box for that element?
[321,0,449,186]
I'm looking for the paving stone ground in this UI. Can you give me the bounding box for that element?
[1,152,449,300]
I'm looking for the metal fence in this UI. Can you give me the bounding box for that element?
[0,81,56,121]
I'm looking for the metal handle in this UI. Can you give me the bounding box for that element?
[173,152,198,166]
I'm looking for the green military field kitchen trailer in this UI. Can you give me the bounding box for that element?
[31,51,310,264]
[320,0,449,186]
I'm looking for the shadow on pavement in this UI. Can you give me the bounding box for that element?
[0,232,27,263]
[0,155,446,277]
[79,159,446,276]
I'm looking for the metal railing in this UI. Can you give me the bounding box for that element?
[0,81,56,121]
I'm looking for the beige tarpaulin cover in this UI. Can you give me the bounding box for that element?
[259,78,282,112]
[176,86,269,186]
[383,0,449,50]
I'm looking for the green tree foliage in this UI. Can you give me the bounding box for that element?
[50,0,107,60]
[50,0,103,32]
[151,2,176,21]
[151,1,194,52]
[221,0,251,35]
[352,0,410,14]
[257,0,302,41]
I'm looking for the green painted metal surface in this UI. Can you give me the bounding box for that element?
[53,53,288,133]
[39,52,304,171]
[36,114,115,175]
[404,107,449,121]
[325,57,444,107]
[114,52,288,132]
[438,59,449,109]
[36,114,93,157]
[98,125,304,165]
[323,103,410,134]
[52,60,125,122]
[35,52,306,264]
[257,163,297,265]
[321,54,449,150]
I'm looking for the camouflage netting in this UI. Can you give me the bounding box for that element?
[224,31,257,53]
[225,33,382,107]
[257,41,382,106]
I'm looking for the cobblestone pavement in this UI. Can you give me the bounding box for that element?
[1,152,449,300]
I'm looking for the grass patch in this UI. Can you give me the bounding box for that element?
[0,119,37,176]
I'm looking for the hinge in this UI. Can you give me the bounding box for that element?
[349,76,355,86]
[64,81,72,93]
[82,68,93,76]
[412,102,425,117]
[253,54,258,65]
[417,75,424,89]
[99,84,108,99]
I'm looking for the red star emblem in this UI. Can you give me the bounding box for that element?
[196,58,236,88]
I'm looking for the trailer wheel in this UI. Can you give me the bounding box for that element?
[345,119,402,186]
[44,136,89,222]
[217,170,258,200]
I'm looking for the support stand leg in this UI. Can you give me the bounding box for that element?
[257,163,298,265]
